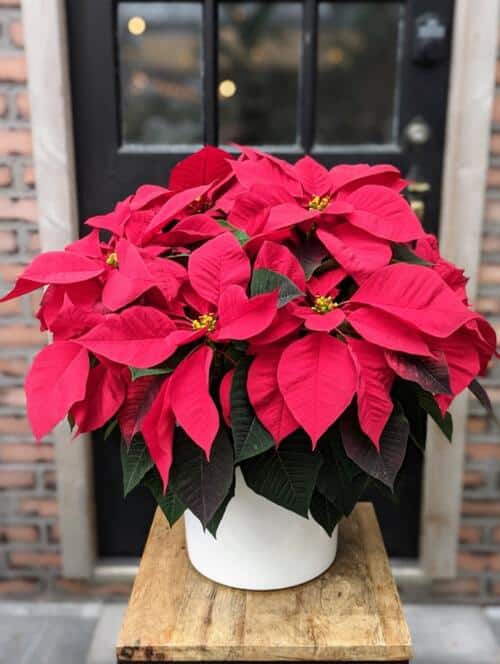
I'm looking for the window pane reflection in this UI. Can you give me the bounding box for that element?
[316,2,403,145]
[118,2,203,145]
[218,2,301,146]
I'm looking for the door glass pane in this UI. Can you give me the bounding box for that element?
[117,2,203,146]
[218,2,301,146]
[316,2,404,145]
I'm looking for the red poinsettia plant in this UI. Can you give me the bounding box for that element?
[2,146,497,534]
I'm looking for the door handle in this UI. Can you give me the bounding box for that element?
[407,180,430,221]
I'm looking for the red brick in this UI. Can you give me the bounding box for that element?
[0,94,8,118]
[487,167,500,187]
[9,19,23,48]
[0,55,26,82]
[0,416,31,435]
[15,92,29,119]
[489,580,500,596]
[493,527,500,544]
[0,470,35,489]
[0,325,44,347]
[19,498,58,517]
[0,166,12,187]
[27,230,40,253]
[48,522,60,543]
[0,229,17,252]
[0,129,32,156]
[462,500,500,517]
[0,298,22,315]
[0,0,20,5]
[23,165,35,187]
[0,524,39,543]
[0,356,29,377]
[458,552,500,572]
[433,577,481,596]
[0,579,40,596]
[9,551,61,569]
[0,443,54,463]
[490,133,500,154]
[476,296,500,315]
[479,264,500,284]
[467,416,488,434]
[0,387,26,408]
[485,199,500,224]
[467,443,500,461]
[43,469,56,491]
[463,470,487,489]
[55,578,131,597]
[0,197,38,222]
[459,524,483,544]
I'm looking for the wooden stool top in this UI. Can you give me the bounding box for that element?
[116,503,412,663]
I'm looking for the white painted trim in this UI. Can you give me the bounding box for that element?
[420,0,499,579]
[21,0,96,578]
[20,0,497,582]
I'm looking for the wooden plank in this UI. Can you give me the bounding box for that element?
[116,503,412,662]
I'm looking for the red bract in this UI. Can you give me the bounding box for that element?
[2,146,495,508]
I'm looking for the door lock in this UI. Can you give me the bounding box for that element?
[407,180,431,221]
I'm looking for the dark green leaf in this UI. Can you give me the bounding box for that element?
[309,490,342,536]
[230,360,274,463]
[341,405,409,490]
[206,480,235,538]
[250,268,304,308]
[386,352,451,395]
[121,437,154,497]
[469,379,493,415]
[144,468,185,527]
[316,428,369,516]
[216,219,249,245]
[241,433,323,518]
[296,235,327,279]
[169,428,234,528]
[129,366,172,382]
[417,390,453,442]
[392,243,433,266]
[103,418,118,441]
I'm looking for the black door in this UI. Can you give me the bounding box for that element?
[66,0,454,559]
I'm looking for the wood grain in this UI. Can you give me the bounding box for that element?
[116,503,412,662]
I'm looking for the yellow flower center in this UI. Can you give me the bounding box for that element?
[312,295,337,314]
[190,195,211,213]
[308,195,330,212]
[106,252,119,268]
[192,313,217,332]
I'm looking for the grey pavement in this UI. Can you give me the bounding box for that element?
[0,601,498,664]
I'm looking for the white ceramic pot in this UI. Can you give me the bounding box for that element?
[184,469,338,590]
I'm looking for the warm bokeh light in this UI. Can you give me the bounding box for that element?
[219,79,237,98]
[326,47,345,65]
[128,16,146,36]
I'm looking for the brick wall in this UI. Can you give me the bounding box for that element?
[0,3,498,600]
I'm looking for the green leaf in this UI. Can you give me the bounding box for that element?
[250,268,304,308]
[121,437,154,498]
[296,235,327,279]
[144,468,186,527]
[392,243,433,266]
[230,360,274,463]
[129,366,172,382]
[418,390,453,442]
[241,433,323,518]
[316,428,369,516]
[206,480,235,537]
[103,418,118,440]
[216,219,249,245]
[169,428,234,528]
[309,490,342,536]
[341,405,409,490]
